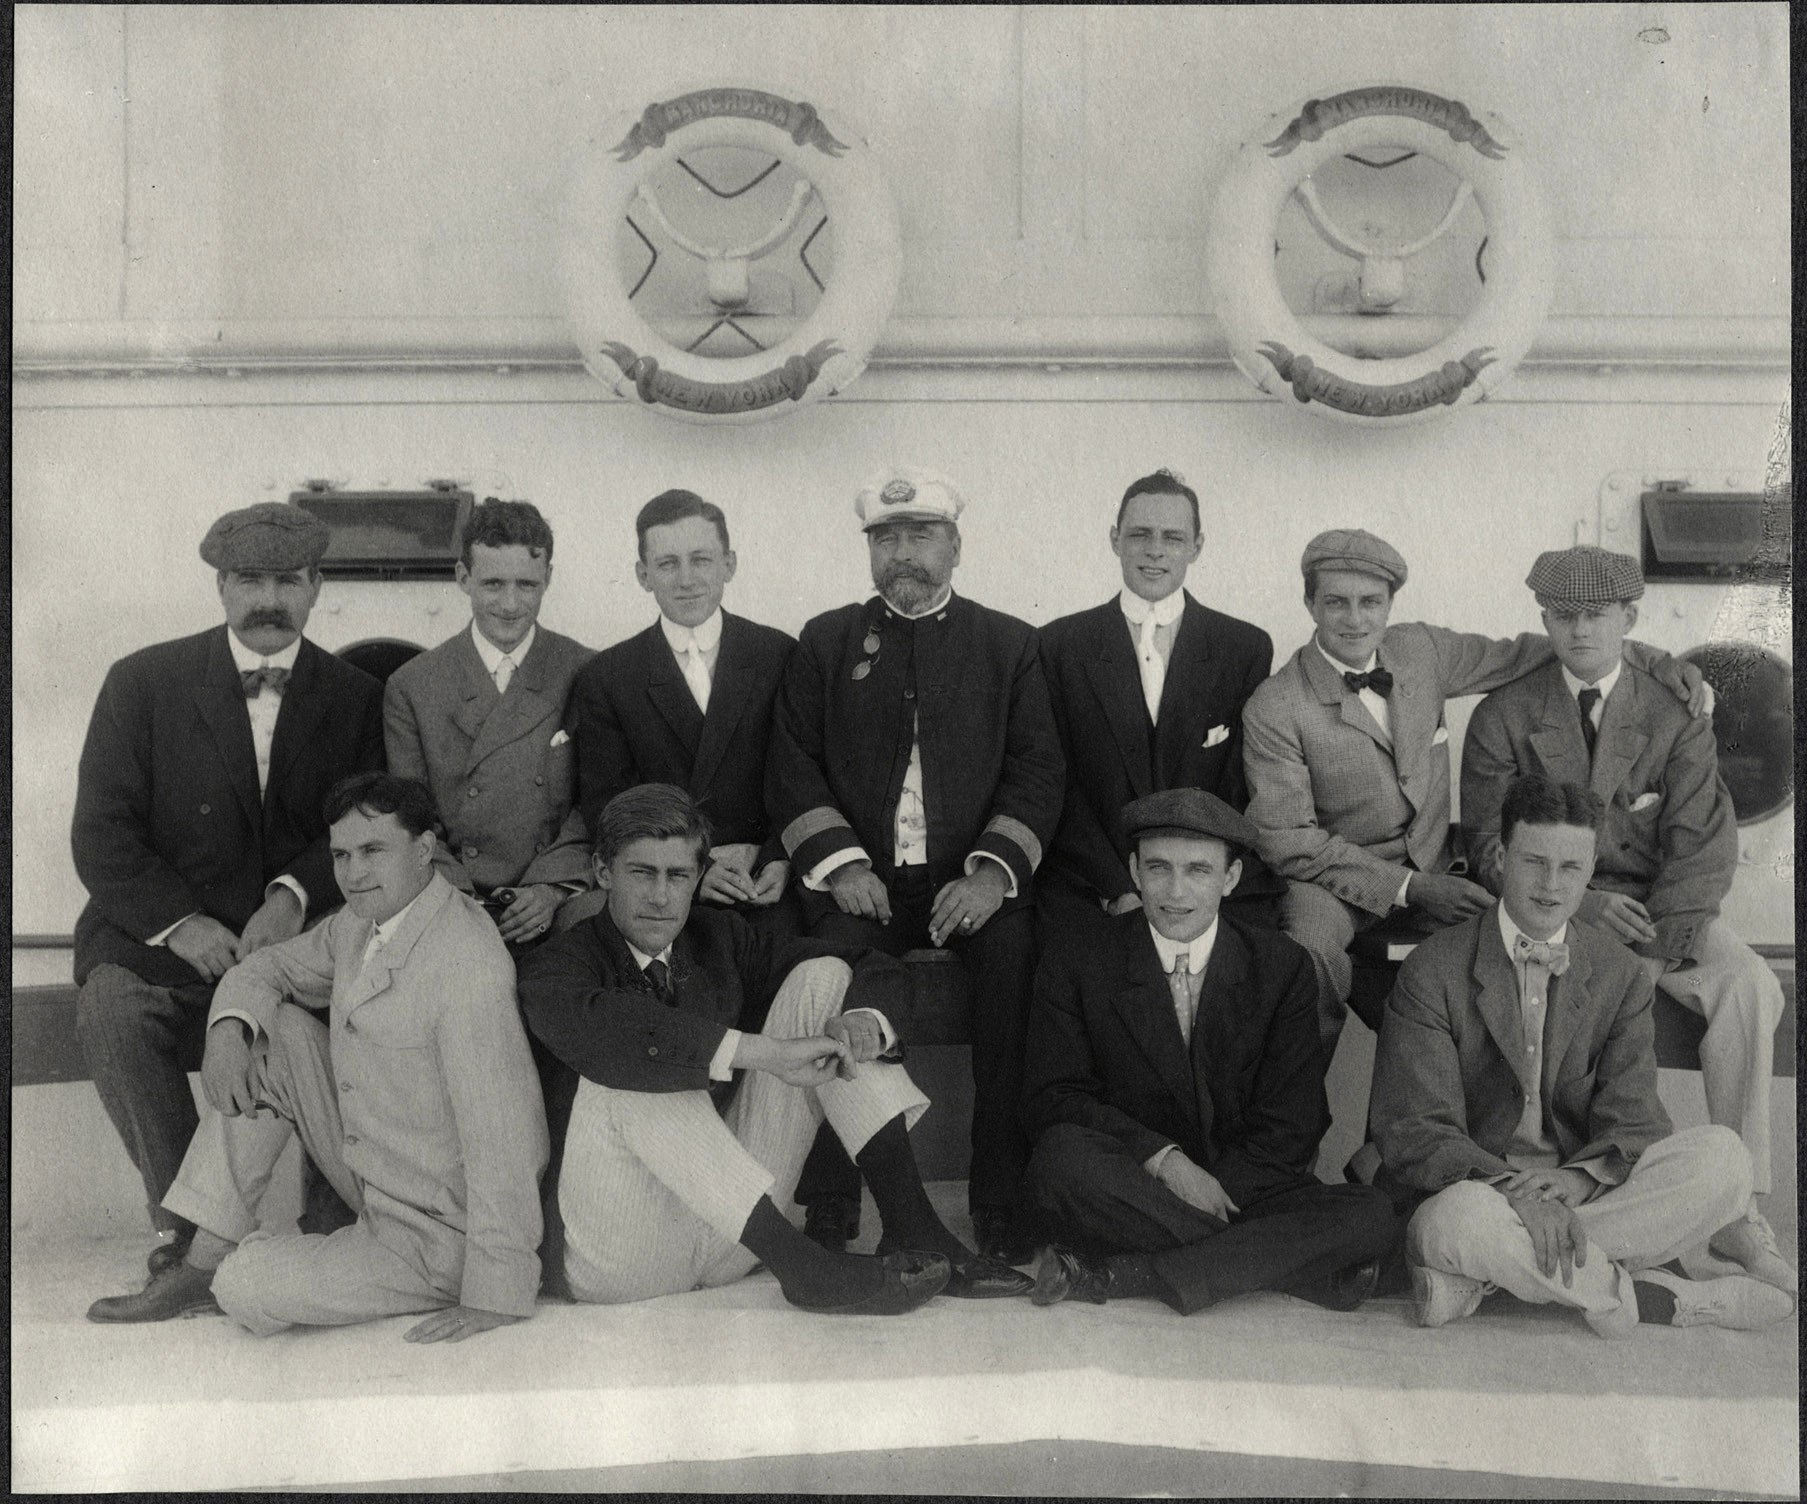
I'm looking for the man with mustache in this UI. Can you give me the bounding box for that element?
[72,503,385,1275]
[767,466,1065,1264]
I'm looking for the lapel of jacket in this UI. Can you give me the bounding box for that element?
[449,629,500,762]
[1188,919,1249,1150]
[466,629,555,771]
[1153,594,1215,775]
[1385,631,1436,808]
[691,613,752,797]
[1589,668,1650,806]
[266,638,335,799]
[1541,928,1592,1107]
[1300,640,1392,753]
[643,622,706,760]
[192,627,263,829]
[1472,909,1537,1099]
[1109,919,1200,1127]
[1526,666,1593,786]
[1083,603,1155,798]
[340,875,452,1017]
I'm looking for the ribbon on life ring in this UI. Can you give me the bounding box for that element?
[1206,85,1552,425]
[562,85,901,424]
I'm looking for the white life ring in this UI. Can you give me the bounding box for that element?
[1206,85,1553,424]
[562,85,901,423]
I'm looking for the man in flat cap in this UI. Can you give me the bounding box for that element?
[1038,468,1278,935]
[72,502,385,1273]
[1460,547,1792,1292]
[1021,788,1398,1313]
[384,499,595,946]
[1371,774,1792,1336]
[1241,527,1707,1047]
[767,466,1065,1263]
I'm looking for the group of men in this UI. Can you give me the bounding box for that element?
[76,464,1792,1343]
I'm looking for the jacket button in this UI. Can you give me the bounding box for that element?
[465,845,479,858]
[344,1134,359,1146]
[339,1080,352,1092]
[468,787,479,798]
[647,1046,659,1057]
[904,688,916,700]
[534,776,545,786]
[199,803,211,815]
[534,842,546,853]
[1619,842,1632,850]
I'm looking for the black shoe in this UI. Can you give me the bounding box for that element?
[1030,1243,1113,1307]
[802,1196,862,1254]
[876,1238,1035,1299]
[88,1261,220,1324]
[783,1250,951,1315]
[146,1228,194,1276]
[1293,1257,1383,1313]
[972,1207,1035,1267]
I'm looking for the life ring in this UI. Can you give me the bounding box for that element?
[562,85,901,423]
[1206,85,1552,424]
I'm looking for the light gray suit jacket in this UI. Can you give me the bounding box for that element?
[385,624,595,895]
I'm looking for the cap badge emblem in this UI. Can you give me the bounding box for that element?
[880,479,916,507]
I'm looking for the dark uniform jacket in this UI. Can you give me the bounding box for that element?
[765,593,1065,901]
[71,625,384,988]
[1368,908,1669,1196]
[570,611,793,867]
[1040,593,1274,907]
[1023,910,1326,1211]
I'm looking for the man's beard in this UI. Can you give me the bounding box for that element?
[877,564,940,613]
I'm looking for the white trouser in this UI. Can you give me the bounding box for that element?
[1407,1125,1752,1337]
[557,958,929,1304]
[1653,918,1782,1194]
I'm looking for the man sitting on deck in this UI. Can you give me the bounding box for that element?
[515,783,1032,1314]
[1021,788,1398,1313]
[87,773,550,1341]
[1370,774,1794,1336]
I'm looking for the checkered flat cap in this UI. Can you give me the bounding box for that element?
[199,503,330,571]
[1525,546,1644,608]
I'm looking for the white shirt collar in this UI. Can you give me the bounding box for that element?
[1315,637,1376,677]
[1119,586,1185,627]
[1560,658,1622,702]
[1147,917,1219,976]
[660,609,723,656]
[624,938,674,971]
[1498,901,1568,958]
[470,619,536,675]
[368,882,431,947]
[885,586,954,621]
[227,633,302,672]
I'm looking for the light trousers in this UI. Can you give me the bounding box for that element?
[1407,1124,1753,1337]
[557,958,929,1304]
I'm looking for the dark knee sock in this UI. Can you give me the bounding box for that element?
[1633,1278,1679,1325]
[854,1116,968,1261]
[738,1197,882,1308]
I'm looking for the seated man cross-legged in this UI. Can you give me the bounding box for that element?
[88,773,550,1341]
[1022,788,1399,1314]
[516,783,1032,1314]
[1370,774,1794,1337]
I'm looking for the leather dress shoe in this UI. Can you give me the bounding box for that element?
[1031,1244,1113,1307]
[146,1228,195,1276]
[784,1250,951,1315]
[972,1207,1035,1267]
[88,1260,220,1324]
[802,1196,862,1255]
[1293,1257,1383,1313]
[877,1239,1034,1299]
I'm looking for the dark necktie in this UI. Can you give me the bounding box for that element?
[1577,687,1601,758]
[240,665,290,698]
[644,957,674,1005]
[1343,665,1393,696]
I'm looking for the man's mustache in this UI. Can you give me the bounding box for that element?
[241,609,294,630]
[879,564,934,586]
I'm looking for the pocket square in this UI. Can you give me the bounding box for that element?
[549,729,571,748]
[1203,724,1230,748]
[1430,726,1450,746]
[1629,791,1661,813]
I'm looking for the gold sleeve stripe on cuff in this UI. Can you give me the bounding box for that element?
[782,806,850,855]
[984,814,1042,872]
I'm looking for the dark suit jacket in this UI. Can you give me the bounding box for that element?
[1461,660,1737,963]
[516,904,910,1099]
[384,623,595,894]
[1023,911,1327,1210]
[1040,593,1274,906]
[570,612,793,868]
[71,626,385,988]
[1368,907,1669,1196]
[767,593,1065,897]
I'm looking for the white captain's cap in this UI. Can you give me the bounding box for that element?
[854,466,966,530]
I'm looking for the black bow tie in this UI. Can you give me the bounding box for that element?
[240,665,291,698]
[1343,666,1393,696]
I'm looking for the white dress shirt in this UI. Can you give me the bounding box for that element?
[471,619,536,694]
[1141,918,1220,1179]
[659,609,723,714]
[1119,587,1185,724]
[1560,658,1622,733]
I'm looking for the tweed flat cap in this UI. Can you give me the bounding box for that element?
[855,466,966,530]
[1300,528,1408,590]
[1121,788,1258,852]
[1526,546,1645,608]
[199,503,330,571]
